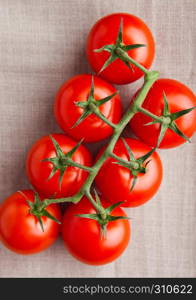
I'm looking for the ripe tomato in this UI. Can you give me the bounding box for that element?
[129,79,196,148]
[86,13,155,85]
[0,190,61,254]
[62,197,130,265]
[95,138,163,207]
[26,134,92,198]
[54,74,122,142]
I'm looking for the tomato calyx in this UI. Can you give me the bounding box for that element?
[140,92,196,146]
[76,196,129,238]
[94,19,146,74]
[42,135,92,188]
[111,138,155,191]
[26,192,61,231]
[72,76,117,129]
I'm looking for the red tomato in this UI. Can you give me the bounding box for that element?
[26,134,92,198]
[129,79,196,148]
[54,74,122,142]
[0,190,61,254]
[95,138,163,207]
[86,13,155,85]
[62,197,130,265]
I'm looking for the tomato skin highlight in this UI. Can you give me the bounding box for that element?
[62,197,130,265]
[26,133,92,198]
[129,79,196,149]
[95,138,163,207]
[0,190,61,254]
[86,13,155,85]
[54,74,122,142]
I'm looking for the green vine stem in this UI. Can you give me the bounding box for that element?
[41,69,159,215]
[137,106,163,123]
[29,17,196,230]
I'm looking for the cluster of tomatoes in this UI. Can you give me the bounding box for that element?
[0,13,195,266]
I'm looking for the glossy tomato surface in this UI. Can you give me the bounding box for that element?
[54,74,122,142]
[26,134,92,198]
[0,190,61,254]
[95,138,163,207]
[62,197,130,265]
[86,13,155,84]
[130,79,196,148]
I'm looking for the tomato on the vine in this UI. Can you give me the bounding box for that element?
[129,79,196,148]
[54,74,122,142]
[0,190,61,254]
[62,197,130,265]
[95,138,163,207]
[26,133,92,198]
[86,13,155,85]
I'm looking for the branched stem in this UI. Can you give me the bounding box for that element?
[78,71,159,193]
[85,192,107,220]
[42,66,159,216]
[65,160,93,172]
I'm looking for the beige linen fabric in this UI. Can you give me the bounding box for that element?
[0,0,195,278]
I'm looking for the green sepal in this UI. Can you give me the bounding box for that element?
[66,139,84,157]
[123,59,134,72]
[41,209,61,224]
[144,120,159,126]
[137,148,155,164]
[169,122,191,143]
[48,166,59,180]
[105,201,124,214]
[71,110,92,128]
[26,199,34,210]
[49,135,64,158]
[27,193,61,232]
[144,159,152,168]
[42,157,58,164]
[94,44,114,53]
[75,213,100,221]
[72,75,118,128]
[98,52,118,74]
[116,18,123,45]
[130,176,137,192]
[37,216,44,232]
[58,167,65,189]
[122,138,135,160]
[163,91,170,115]
[74,101,87,108]
[157,123,168,147]
[112,160,130,168]
[155,93,195,146]
[94,18,146,73]
[42,135,86,189]
[89,75,95,96]
[96,91,118,107]
[111,139,155,192]
[76,195,129,239]
[170,106,196,121]
[121,44,146,51]
[107,215,130,221]
[100,224,107,239]
[34,192,42,207]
